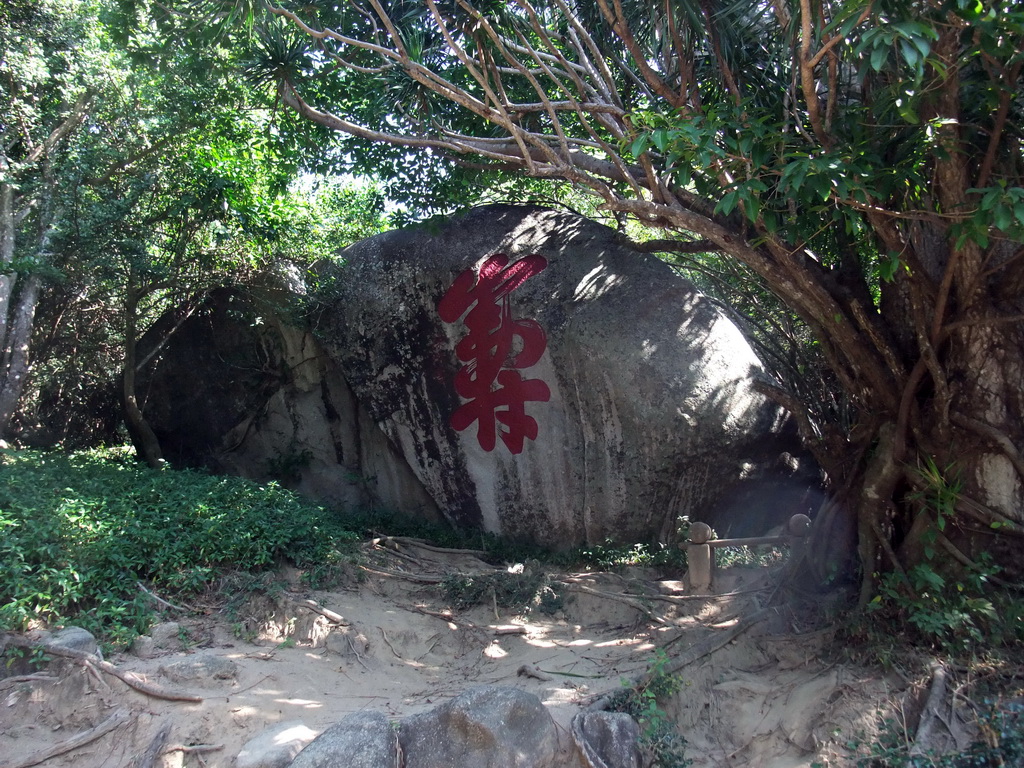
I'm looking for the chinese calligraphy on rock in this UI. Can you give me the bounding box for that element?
[438,253,550,454]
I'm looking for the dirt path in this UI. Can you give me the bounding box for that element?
[0,540,902,767]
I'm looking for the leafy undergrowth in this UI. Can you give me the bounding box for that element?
[0,447,359,648]
[0,447,690,652]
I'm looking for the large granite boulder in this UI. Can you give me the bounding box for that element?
[312,204,812,543]
[137,279,442,518]
[139,205,816,545]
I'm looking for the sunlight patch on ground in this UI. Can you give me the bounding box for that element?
[484,641,508,659]
[273,698,323,708]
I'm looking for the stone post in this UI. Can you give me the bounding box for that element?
[686,522,713,592]
[787,513,812,566]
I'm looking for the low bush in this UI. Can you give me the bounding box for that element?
[0,447,358,647]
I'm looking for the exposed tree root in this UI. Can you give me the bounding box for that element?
[657,607,775,679]
[910,661,949,757]
[1,635,203,703]
[560,581,669,625]
[1,708,132,768]
[587,606,776,711]
[131,721,172,768]
[357,565,446,584]
[952,413,1024,484]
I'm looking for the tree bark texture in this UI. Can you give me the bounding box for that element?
[122,282,165,468]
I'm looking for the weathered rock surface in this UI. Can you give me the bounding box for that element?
[398,686,559,768]
[287,711,398,768]
[139,205,818,545]
[48,626,100,658]
[159,654,237,685]
[572,712,642,768]
[236,720,319,768]
[137,279,441,517]
[314,205,814,543]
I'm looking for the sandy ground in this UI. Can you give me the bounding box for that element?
[1,539,913,768]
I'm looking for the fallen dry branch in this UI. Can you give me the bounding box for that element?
[1,708,132,768]
[291,597,347,625]
[137,581,197,614]
[1,635,203,703]
[358,565,446,584]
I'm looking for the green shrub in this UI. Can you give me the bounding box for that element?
[607,650,691,768]
[0,448,358,646]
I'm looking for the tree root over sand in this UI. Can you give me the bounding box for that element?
[1,634,202,703]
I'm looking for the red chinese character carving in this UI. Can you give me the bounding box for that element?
[438,253,550,454]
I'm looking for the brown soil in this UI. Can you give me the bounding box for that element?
[0,539,953,768]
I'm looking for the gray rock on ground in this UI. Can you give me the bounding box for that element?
[48,626,100,658]
[572,712,642,768]
[132,621,186,658]
[159,653,237,685]
[398,685,559,768]
[235,720,319,768]
[287,711,398,768]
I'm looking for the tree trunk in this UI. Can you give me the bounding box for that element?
[122,282,165,468]
[0,274,41,437]
[0,173,16,357]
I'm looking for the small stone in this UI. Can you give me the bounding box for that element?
[159,654,237,685]
[325,627,370,658]
[235,720,318,768]
[131,635,157,659]
[572,712,642,768]
[150,622,184,650]
[49,627,99,658]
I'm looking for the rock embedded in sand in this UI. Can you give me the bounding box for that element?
[571,712,642,768]
[288,711,398,768]
[398,685,559,768]
[48,626,100,657]
[159,653,237,685]
[236,720,319,768]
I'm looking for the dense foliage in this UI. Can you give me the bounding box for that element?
[171,0,1024,603]
[0,448,358,645]
[3,0,1023,610]
[1,0,389,456]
